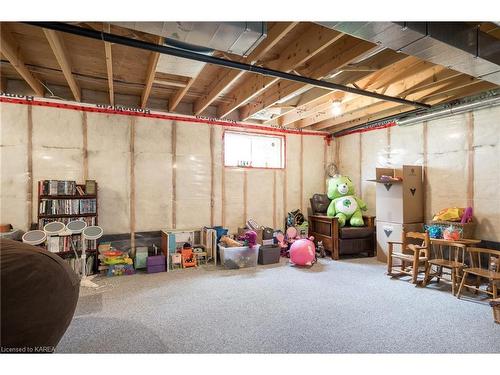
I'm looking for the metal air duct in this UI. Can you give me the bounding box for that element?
[318,22,500,85]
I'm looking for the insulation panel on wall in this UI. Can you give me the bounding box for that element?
[87,113,131,234]
[0,104,29,230]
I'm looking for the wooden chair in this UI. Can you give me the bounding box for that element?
[308,194,375,260]
[387,231,430,284]
[456,247,500,299]
[181,248,197,268]
[422,242,467,295]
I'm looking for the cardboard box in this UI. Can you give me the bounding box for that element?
[237,227,263,244]
[376,221,424,263]
[373,165,423,224]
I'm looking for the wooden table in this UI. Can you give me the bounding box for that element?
[430,238,481,246]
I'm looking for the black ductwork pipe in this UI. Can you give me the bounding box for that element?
[25,22,431,111]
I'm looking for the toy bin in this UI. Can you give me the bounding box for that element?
[258,245,280,265]
[218,244,260,269]
[147,255,166,273]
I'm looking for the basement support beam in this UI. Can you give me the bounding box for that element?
[103,23,114,106]
[140,36,163,109]
[43,28,81,101]
[0,24,44,96]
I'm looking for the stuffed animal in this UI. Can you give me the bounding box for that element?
[220,235,242,248]
[327,175,367,227]
[238,230,258,248]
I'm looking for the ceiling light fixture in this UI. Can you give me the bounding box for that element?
[331,101,342,117]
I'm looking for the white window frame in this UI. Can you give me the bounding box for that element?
[223,130,285,169]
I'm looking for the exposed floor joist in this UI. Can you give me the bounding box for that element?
[327,81,498,134]
[103,23,114,106]
[216,24,345,119]
[238,38,378,121]
[193,22,299,115]
[0,24,44,96]
[43,28,81,101]
[295,58,475,131]
[140,35,163,108]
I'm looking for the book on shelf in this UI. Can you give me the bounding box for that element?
[65,255,95,276]
[39,198,96,215]
[39,180,77,196]
[38,216,96,229]
[85,180,96,195]
[45,234,97,254]
[76,186,85,196]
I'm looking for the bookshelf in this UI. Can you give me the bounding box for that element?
[37,180,99,259]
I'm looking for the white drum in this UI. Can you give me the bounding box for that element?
[82,226,103,241]
[43,221,65,235]
[22,230,47,246]
[66,220,87,234]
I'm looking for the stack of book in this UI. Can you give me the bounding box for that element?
[39,180,77,196]
[46,235,97,254]
[64,255,94,276]
[39,198,96,215]
[79,199,97,214]
[38,216,96,229]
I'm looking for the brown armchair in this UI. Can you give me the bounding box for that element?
[308,194,376,260]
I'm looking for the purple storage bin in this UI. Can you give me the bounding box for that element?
[147,255,165,273]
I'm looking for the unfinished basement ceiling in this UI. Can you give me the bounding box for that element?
[1,21,499,133]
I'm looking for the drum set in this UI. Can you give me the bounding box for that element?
[22,221,103,288]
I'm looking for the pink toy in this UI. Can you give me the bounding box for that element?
[289,236,316,267]
[461,207,473,224]
[276,232,287,248]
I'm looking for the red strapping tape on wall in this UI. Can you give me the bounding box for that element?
[0,96,330,138]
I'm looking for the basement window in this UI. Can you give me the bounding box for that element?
[224,131,285,169]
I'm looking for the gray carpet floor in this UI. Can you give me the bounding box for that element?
[57,257,500,353]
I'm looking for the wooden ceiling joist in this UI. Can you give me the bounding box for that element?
[0,24,44,96]
[238,38,378,121]
[192,22,299,115]
[43,28,81,101]
[140,35,163,108]
[267,91,346,127]
[302,67,474,131]
[319,80,497,134]
[292,57,467,130]
[216,24,344,119]
[103,23,114,106]
[169,76,197,112]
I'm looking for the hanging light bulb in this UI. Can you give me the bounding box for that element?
[331,101,342,117]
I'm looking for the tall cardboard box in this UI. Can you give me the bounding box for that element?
[376,221,424,262]
[373,165,423,224]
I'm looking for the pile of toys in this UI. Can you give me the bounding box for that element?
[426,206,474,240]
[102,248,135,276]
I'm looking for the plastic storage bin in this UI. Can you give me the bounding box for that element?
[218,244,260,269]
[147,255,165,273]
[258,245,280,265]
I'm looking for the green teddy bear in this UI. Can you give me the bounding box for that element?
[326,175,367,227]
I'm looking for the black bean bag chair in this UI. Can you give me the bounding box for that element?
[0,238,80,353]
